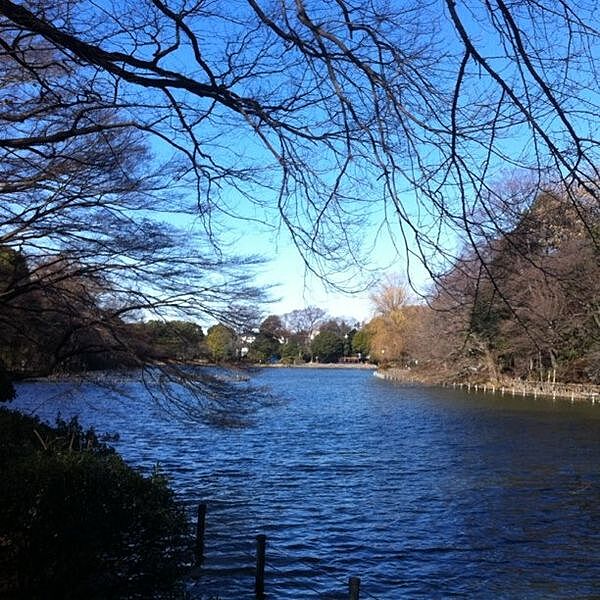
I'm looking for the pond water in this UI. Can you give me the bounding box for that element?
[13,368,600,599]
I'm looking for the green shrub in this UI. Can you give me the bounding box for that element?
[0,409,190,599]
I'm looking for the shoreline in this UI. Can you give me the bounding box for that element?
[17,361,378,384]
[375,367,600,404]
[21,364,599,404]
[254,362,377,370]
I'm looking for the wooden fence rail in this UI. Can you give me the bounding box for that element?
[376,369,600,403]
[446,380,600,403]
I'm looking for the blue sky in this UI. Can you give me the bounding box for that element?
[223,196,435,323]
[136,0,600,326]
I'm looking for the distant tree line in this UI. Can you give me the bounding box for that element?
[207,307,361,365]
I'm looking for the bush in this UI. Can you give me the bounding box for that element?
[0,409,190,599]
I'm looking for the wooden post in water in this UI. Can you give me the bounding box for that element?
[349,576,361,600]
[195,503,207,565]
[255,534,267,599]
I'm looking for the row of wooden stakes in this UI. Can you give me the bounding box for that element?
[194,503,364,599]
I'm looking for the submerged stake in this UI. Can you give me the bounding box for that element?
[349,576,361,600]
[255,534,266,598]
[195,503,206,565]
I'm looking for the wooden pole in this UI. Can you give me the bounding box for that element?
[349,576,361,600]
[195,503,207,565]
[255,534,267,599]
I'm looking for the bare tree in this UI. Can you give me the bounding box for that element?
[1,0,600,391]
[367,277,411,364]
[2,1,597,287]
[0,23,269,416]
[282,306,327,339]
[370,275,409,317]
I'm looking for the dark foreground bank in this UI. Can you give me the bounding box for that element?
[0,408,190,599]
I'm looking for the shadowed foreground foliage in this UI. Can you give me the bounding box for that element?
[0,409,190,599]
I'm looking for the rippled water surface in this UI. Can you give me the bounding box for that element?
[14,368,600,598]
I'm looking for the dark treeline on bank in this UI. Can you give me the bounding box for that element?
[0,244,207,400]
[371,186,600,386]
[0,244,358,386]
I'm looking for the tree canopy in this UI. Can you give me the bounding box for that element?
[1,0,600,399]
[1,0,598,290]
[206,324,236,363]
[370,186,600,383]
[311,330,345,364]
